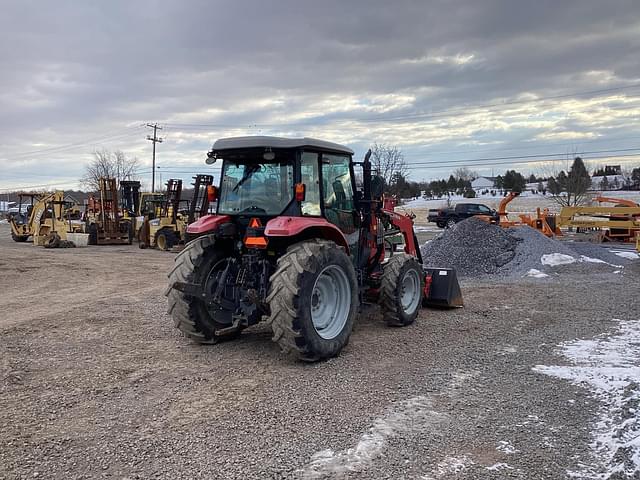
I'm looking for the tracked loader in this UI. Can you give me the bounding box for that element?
[166,137,462,361]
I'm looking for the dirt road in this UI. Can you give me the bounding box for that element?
[0,223,638,479]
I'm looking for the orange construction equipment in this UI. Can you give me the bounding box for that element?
[595,195,638,208]
[497,191,561,237]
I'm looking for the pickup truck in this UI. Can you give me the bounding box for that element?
[428,203,499,228]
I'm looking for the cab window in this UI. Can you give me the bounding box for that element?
[321,154,356,234]
[301,152,321,216]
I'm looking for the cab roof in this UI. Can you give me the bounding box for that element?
[211,136,354,155]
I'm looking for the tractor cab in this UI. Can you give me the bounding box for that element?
[199,137,360,248]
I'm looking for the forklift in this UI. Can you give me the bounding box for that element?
[139,174,214,251]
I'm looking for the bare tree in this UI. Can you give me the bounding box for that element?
[81,149,140,192]
[452,167,478,183]
[370,143,408,191]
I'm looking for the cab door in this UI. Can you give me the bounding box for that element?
[320,153,359,245]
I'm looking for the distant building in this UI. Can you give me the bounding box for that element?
[471,176,496,191]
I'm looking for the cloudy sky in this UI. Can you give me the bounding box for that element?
[1,0,640,191]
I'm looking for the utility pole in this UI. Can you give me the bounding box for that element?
[146,123,163,192]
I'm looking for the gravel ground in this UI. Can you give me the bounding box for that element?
[1,223,639,479]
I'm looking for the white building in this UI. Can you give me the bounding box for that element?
[591,174,625,191]
[471,176,496,192]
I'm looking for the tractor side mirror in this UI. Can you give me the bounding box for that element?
[371,175,385,199]
[205,151,217,165]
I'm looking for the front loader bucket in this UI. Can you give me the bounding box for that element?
[423,267,464,308]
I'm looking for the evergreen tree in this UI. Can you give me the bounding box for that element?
[503,170,527,193]
[565,157,591,205]
[547,176,562,195]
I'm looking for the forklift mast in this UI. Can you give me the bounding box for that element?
[164,179,183,223]
[188,174,214,224]
[120,180,141,216]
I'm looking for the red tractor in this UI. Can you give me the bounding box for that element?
[166,137,462,361]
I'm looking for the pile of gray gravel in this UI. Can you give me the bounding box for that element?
[421,217,519,276]
[504,225,576,275]
[421,217,637,278]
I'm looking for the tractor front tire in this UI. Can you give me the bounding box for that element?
[380,253,424,327]
[166,235,238,344]
[267,239,358,362]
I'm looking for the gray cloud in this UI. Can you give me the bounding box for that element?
[1,0,640,189]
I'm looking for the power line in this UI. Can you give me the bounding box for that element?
[401,153,640,171]
[401,147,640,167]
[7,127,144,159]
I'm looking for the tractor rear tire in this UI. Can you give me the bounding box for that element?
[380,253,424,327]
[11,232,29,242]
[267,239,358,362]
[166,235,238,344]
[156,229,178,251]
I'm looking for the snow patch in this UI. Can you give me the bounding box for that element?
[422,455,475,479]
[301,396,446,478]
[496,440,519,454]
[579,255,623,268]
[612,251,639,260]
[541,253,577,266]
[525,268,549,278]
[533,319,640,479]
[486,462,514,471]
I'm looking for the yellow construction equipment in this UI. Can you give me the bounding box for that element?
[139,175,214,251]
[8,191,83,246]
[557,195,640,243]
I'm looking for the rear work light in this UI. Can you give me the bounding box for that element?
[295,183,306,202]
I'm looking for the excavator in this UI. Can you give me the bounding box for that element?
[496,191,561,237]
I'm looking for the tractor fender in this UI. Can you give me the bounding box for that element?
[265,216,350,252]
[186,214,232,234]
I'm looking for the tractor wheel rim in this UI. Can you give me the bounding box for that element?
[311,265,351,340]
[158,235,166,250]
[400,269,421,314]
